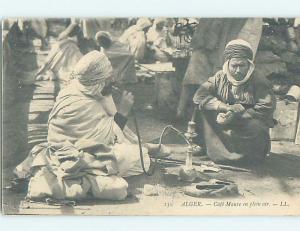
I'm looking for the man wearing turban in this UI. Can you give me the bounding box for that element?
[193,39,276,164]
[14,51,154,201]
[177,18,263,120]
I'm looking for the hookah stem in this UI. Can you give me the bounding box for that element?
[131,107,156,176]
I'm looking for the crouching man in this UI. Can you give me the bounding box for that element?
[193,39,276,165]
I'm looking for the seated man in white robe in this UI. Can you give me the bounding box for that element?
[14,51,156,201]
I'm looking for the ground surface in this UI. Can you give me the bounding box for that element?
[2,77,300,215]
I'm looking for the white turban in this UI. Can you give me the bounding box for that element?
[71,50,113,86]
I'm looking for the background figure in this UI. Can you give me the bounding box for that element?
[37,18,118,83]
[119,18,152,62]
[146,18,173,62]
[294,18,300,51]
[17,19,48,50]
[176,18,263,119]
[57,18,114,54]
[36,38,83,83]
[36,20,83,83]
[95,31,137,83]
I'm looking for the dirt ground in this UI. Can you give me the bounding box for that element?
[2,79,300,215]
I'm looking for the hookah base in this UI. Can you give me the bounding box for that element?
[178,166,198,182]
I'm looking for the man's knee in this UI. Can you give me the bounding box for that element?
[90,175,128,200]
[243,119,268,134]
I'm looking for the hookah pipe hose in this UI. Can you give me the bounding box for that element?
[112,86,155,176]
[133,111,191,176]
[133,110,192,176]
[131,108,157,176]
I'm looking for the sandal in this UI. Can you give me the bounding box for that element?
[184,179,239,198]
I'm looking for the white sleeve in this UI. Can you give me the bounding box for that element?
[203,97,222,110]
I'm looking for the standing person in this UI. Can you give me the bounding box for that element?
[119,18,152,62]
[294,18,300,51]
[16,19,48,50]
[57,18,114,54]
[36,18,114,83]
[193,39,276,165]
[36,38,83,83]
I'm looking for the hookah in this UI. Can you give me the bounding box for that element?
[178,107,200,182]
[137,105,200,180]
[113,84,200,179]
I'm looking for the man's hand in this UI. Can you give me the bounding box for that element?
[118,91,134,117]
[227,104,245,114]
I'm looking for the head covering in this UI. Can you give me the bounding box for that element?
[136,18,152,30]
[71,50,113,86]
[154,18,167,27]
[95,31,112,42]
[224,39,254,62]
[222,39,255,87]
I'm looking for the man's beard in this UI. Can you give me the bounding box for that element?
[232,73,245,81]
